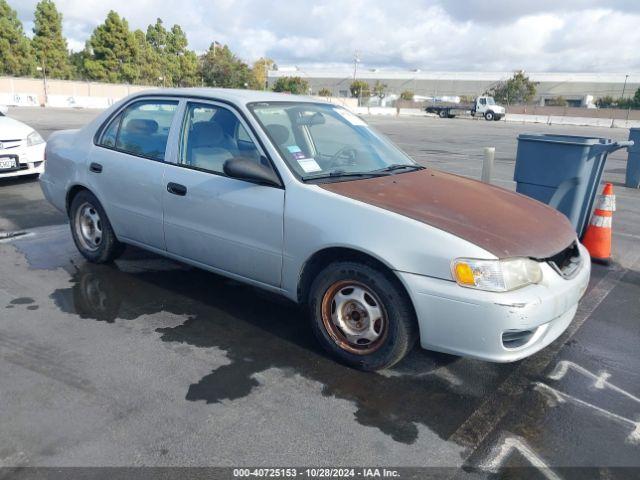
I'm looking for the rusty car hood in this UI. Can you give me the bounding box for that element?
[321,169,576,259]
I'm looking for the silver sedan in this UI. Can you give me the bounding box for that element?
[40,89,590,370]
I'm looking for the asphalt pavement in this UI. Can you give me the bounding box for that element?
[0,107,639,478]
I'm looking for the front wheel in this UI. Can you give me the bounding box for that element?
[438,109,449,118]
[308,261,418,371]
[69,190,125,263]
[484,111,495,121]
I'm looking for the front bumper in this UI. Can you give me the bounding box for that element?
[0,143,46,179]
[397,243,591,362]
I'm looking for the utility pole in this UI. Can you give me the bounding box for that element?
[36,58,48,106]
[353,51,360,80]
[622,74,629,99]
[623,74,632,122]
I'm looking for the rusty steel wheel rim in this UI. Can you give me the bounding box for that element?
[321,280,388,355]
[75,202,103,252]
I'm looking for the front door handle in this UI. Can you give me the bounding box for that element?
[89,162,102,173]
[167,182,187,196]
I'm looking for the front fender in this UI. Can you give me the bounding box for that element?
[281,183,494,301]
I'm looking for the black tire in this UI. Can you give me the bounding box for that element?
[69,190,125,263]
[484,111,494,121]
[438,109,448,118]
[308,261,418,371]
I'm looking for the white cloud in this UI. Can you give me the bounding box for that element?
[13,0,640,72]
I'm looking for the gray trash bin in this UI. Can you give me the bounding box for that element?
[626,128,640,188]
[514,134,633,238]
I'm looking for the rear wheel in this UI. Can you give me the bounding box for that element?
[438,109,448,119]
[69,190,124,263]
[308,261,418,371]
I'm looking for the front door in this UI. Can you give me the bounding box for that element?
[162,101,284,287]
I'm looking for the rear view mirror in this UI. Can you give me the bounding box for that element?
[295,111,325,127]
[223,157,281,187]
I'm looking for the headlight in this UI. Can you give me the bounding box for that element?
[452,257,542,292]
[26,131,45,146]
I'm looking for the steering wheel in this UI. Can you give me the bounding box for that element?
[329,146,358,169]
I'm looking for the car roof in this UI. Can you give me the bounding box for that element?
[128,88,331,106]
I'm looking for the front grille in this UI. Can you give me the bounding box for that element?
[502,329,536,349]
[0,139,24,150]
[546,241,582,279]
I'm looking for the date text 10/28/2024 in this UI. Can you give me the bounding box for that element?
[233,468,400,478]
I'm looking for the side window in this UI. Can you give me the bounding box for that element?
[180,102,259,174]
[99,113,122,148]
[479,98,487,105]
[109,100,178,160]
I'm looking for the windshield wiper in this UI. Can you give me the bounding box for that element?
[304,165,424,182]
[304,170,388,181]
[373,164,424,173]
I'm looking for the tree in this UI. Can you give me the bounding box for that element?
[69,45,91,80]
[634,88,640,107]
[146,20,198,87]
[400,90,414,101]
[31,0,72,79]
[251,57,275,90]
[84,11,139,83]
[145,18,168,83]
[318,87,332,97]
[0,0,36,76]
[133,29,161,85]
[596,96,616,108]
[272,76,309,94]
[200,42,254,89]
[350,80,370,98]
[486,71,538,105]
[165,24,198,86]
[372,80,387,101]
[350,80,370,105]
[546,96,567,107]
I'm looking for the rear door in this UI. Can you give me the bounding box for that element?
[162,100,284,287]
[90,98,179,250]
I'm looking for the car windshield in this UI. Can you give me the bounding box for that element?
[248,102,420,181]
[486,97,495,105]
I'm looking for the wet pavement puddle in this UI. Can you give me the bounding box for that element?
[0,226,516,446]
[8,225,637,474]
[45,257,514,445]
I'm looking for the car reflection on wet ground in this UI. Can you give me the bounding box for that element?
[24,227,511,446]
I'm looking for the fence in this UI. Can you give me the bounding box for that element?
[0,76,154,108]
[505,105,640,121]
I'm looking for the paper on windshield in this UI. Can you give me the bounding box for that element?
[334,108,367,127]
[297,157,322,173]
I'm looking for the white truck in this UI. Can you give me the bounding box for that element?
[425,96,505,121]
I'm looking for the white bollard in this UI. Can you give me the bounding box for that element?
[482,147,495,184]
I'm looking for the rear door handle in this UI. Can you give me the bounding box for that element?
[89,162,102,173]
[167,182,187,196]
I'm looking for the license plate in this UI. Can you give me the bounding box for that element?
[0,157,17,170]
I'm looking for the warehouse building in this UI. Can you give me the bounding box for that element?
[267,69,639,107]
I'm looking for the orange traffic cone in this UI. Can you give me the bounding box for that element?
[582,183,615,265]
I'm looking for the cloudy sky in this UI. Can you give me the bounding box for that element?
[14,0,640,72]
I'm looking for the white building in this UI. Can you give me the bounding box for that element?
[267,69,640,106]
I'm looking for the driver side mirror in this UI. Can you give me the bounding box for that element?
[223,157,281,187]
